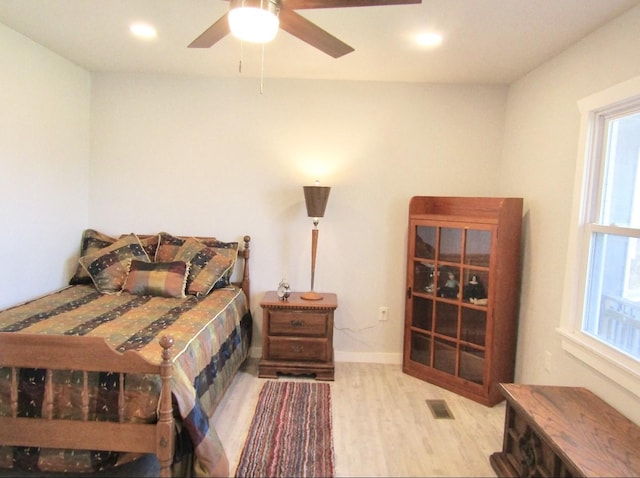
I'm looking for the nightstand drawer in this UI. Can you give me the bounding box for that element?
[268,311,328,336]
[268,337,329,361]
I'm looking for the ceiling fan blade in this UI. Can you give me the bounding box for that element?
[283,0,421,9]
[279,8,354,58]
[188,13,230,48]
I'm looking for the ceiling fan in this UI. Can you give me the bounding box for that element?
[188,0,422,58]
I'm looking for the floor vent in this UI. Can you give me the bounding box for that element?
[426,399,454,419]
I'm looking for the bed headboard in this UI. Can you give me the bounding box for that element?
[236,235,251,299]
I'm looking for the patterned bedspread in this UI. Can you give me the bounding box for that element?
[0,284,252,476]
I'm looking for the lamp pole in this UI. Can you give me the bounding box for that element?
[301,184,330,301]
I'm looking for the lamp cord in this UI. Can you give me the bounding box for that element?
[334,323,381,334]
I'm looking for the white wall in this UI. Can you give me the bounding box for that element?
[5,2,640,423]
[500,5,640,423]
[89,75,507,362]
[0,24,90,309]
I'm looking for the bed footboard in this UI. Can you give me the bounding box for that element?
[0,333,175,477]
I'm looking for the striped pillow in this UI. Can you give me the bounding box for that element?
[156,233,239,288]
[69,229,116,285]
[70,230,160,285]
[79,234,150,294]
[121,233,160,261]
[155,232,188,262]
[122,260,189,298]
[173,238,234,298]
[200,239,239,287]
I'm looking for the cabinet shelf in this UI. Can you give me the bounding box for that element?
[412,292,490,311]
[407,328,487,351]
[403,196,523,406]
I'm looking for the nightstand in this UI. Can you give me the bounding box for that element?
[259,291,337,381]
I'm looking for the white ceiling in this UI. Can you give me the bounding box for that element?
[1,0,638,84]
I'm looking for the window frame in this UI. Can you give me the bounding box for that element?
[560,76,640,398]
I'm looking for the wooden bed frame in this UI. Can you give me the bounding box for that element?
[0,235,251,478]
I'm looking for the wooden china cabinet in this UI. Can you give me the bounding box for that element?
[402,196,523,406]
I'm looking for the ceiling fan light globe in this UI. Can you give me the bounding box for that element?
[229,6,279,43]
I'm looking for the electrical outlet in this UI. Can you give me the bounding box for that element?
[544,351,552,372]
[379,306,388,321]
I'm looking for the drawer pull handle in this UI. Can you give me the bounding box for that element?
[291,345,304,353]
[290,320,306,327]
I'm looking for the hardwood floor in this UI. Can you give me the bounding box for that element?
[212,359,505,477]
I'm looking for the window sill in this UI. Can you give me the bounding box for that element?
[558,327,640,399]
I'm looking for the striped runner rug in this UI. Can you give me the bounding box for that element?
[234,381,334,478]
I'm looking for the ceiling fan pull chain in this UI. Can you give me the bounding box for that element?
[238,40,244,74]
[260,43,266,94]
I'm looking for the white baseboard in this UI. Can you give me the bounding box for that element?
[248,347,402,365]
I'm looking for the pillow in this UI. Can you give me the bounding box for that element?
[69,229,116,285]
[70,231,160,285]
[79,234,150,294]
[122,260,190,299]
[155,232,187,262]
[121,234,160,262]
[156,233,235,261]
[159,235,239,287]
[173,238,234,297]
[200,240,239,288]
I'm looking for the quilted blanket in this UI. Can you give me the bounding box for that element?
[0,284,252,476]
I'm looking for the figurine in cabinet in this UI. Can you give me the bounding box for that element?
[463,275,486,301]
[439,272,459,298]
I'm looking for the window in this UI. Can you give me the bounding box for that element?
[583,110,640,357]
[560,77,640,397]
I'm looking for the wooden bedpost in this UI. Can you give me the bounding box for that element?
[157,335,175,478]
[241,235,251,300]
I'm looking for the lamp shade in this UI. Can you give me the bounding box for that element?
[228,0,279,43]
[303,186,331,218]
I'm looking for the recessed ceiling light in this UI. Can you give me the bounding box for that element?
[130,22,157,40]
[416,32,442,48]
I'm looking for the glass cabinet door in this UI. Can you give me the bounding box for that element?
[408,220,493,386]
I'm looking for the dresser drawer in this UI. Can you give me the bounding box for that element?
[268,310,328,336]
[268,337,329,361]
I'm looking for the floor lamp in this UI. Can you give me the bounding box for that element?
[301,183,331,300]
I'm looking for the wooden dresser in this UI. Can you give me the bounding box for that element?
[490,383,640,477]
[259,291,337,381]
